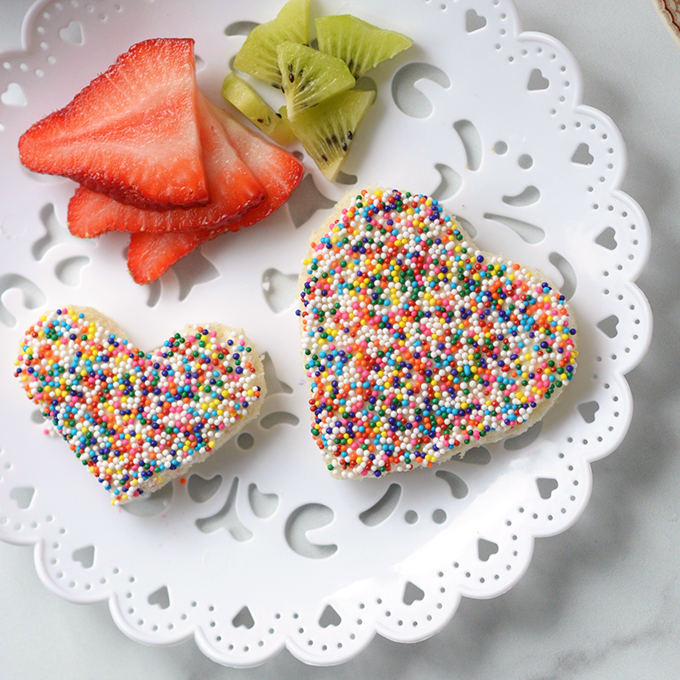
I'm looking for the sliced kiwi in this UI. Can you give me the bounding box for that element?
[316,15,413,78]
[289,89,374,181]
[275,106,296,145]
[277,41,355,121]
[233,0,309,89]
[221,73,295,145]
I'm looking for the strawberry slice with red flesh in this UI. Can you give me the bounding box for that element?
[19,38,209,210]
[67,94,265,236]
[127,107,304,284]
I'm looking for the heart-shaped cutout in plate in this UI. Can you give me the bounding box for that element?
[298,188,578,478]
[13,307,265,504]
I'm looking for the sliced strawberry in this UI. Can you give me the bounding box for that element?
[19,38,209,210]
[127,229,216,284]
[67,94,265,236]
[214,104,305,212]
[127,109,304,284]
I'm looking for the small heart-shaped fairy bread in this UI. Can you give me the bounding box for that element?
[298,188,578,478]
[14,307,265,504]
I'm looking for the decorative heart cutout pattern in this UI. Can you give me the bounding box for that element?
[13,307,264,504]
[298,188,578,478]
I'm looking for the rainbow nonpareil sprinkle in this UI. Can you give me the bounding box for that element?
[298,188,577,478]
[14,308,263,504]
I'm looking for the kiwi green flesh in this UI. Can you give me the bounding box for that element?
[272,106,297,145]
[221,73,296,145]
[222,73,278,130]
[289,89,374,181]
[233,0,310,88]
[316,15,413,78]
[278,41,355,121]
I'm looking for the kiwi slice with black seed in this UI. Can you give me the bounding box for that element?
[221,73,295,145]
[233,0,309,89]
[277,41,355,121]
[276,106,296,145]
[316,15,413,78]
[289,89,374,181]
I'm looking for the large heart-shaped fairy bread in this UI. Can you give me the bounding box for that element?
[298,188,578,478]
[13,307,265,504]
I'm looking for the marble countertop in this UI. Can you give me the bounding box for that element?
[1,0,677,677]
